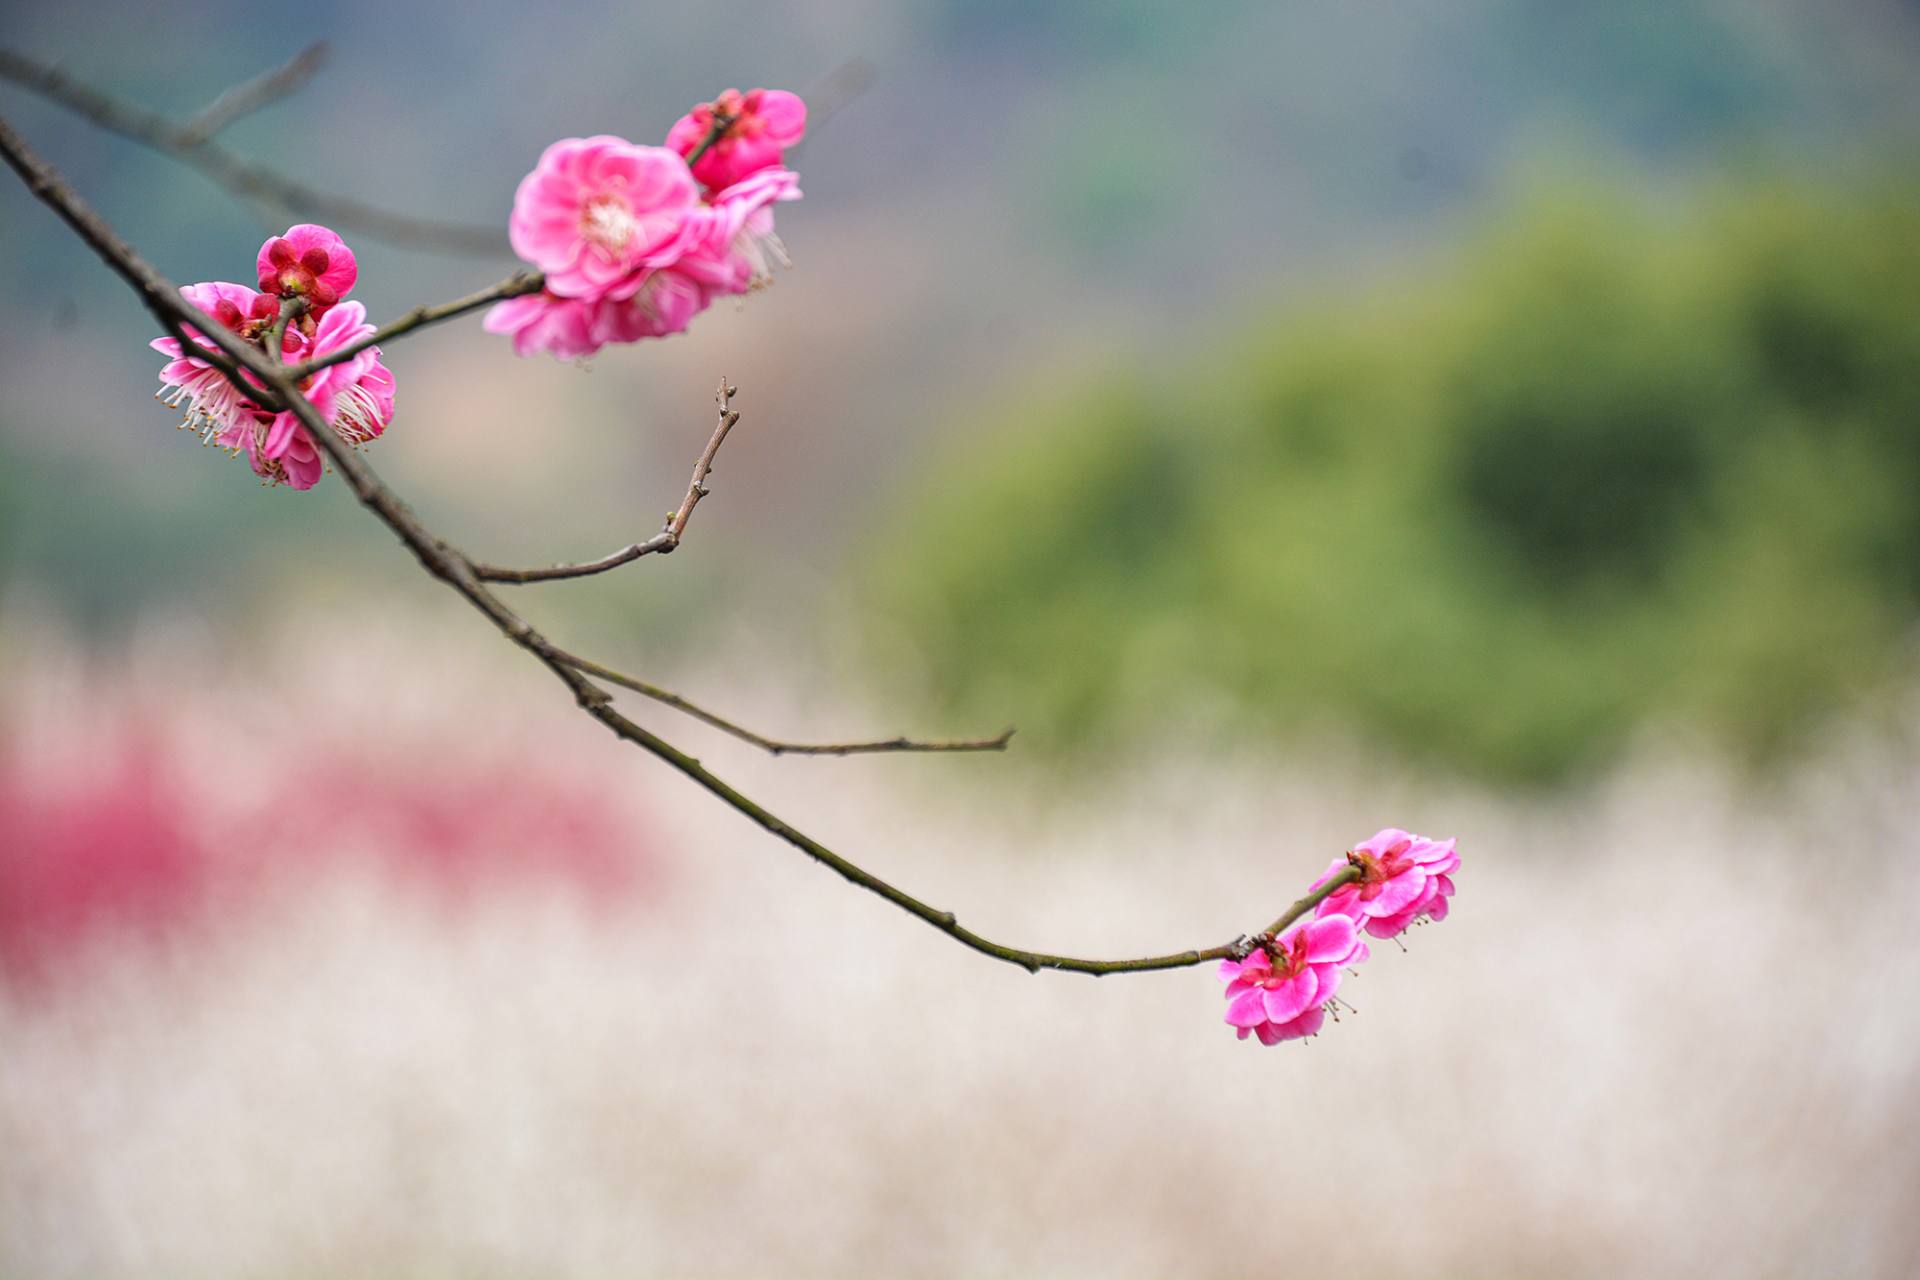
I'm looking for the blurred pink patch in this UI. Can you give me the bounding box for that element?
[255,224,358,317]
[666,88,806,193]
[0,733,200,993]
[1315,828,1460,939]
[1219,913,1364,1046]
[0,713,657,996]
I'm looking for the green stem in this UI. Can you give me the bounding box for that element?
[683,111,736,168]
[1263,862,1362,937]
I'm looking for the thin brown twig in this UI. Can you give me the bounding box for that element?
[0,47,510,256]
[281,270,545,381]
[176,41,329,145]
[549,647,1015,756]
[1,109,1357,978]
[469,380,741,584]
[798,58,876,138]
[669,378,739,541]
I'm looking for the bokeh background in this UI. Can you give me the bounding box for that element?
[4,1,1920,1275]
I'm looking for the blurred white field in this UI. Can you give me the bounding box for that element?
[3,612,1918,1278]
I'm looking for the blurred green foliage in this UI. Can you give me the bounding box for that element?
[866,172,1920,783]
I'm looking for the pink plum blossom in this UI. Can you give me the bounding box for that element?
[705,165,801,292]
[481,290,605,361]
[492,99,807,360]
[1315,828,1460,939]
[489,152,804,359]
[256,224,357,317]
[153,278,394,491]
[588,176,799,346]
[590,266,719,345]
[506,136,702,300]
[280,299,395,449]
[1219,912,1366,1046]
[666,87,806,192]
[150,281,281,441]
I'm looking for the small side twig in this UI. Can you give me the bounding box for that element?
[0,46,509,256]
[470,380,741,584]
[682,112,737,168]
[798,58,876,138]
[549,647,1015,757]
[667,378,740,543]
[176,41,328,145]
[281,270,545,381]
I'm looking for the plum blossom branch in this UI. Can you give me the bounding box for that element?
[469,379,741,584]
[548,647,1015,757]
[0,46,510,256]
[5,110,1346,979]
[176,41,329,145]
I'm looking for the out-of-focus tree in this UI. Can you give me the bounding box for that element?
[868,173,1920,784]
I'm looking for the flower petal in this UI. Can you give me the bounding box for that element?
[1310,962,1342,1005]
[1301,913,1359,963]
[1270,1005,1326,1042]
[1367,868,1427,917]
[1356,828,1414,858]
[1225,988,1268,1029]
[1262,969,1317,1025]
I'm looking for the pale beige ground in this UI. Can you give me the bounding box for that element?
[3,614,1917,1278]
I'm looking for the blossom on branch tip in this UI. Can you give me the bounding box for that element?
[1315,828,1460,939]
[666,87,806,193]
[256,224,357,318]
[1219,913,1365,1046]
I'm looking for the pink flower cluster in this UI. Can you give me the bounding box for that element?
[1220,827,1459,1047]
[486,88,805,361]
[152,224,395,490]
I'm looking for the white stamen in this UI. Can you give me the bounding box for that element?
[731,227,791,290]
[331,384,385,446]
[581,198,637,253]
